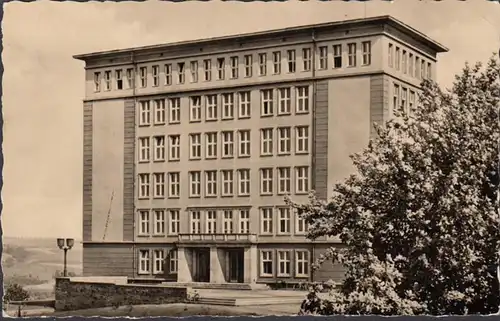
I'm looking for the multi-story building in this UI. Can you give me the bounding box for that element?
[74,15,447,286]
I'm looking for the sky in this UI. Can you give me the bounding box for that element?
[2,0,499,239]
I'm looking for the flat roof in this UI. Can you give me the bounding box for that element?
[73,15,448,61]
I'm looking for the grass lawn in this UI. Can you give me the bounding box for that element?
[19,303,299,317]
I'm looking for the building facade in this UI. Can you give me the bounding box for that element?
[74,16,447,285]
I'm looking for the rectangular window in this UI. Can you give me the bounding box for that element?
[168,172,180,198]
[402,50,407,74]
[287,49,296,73]
[221,170,234,196]
[401,87,408,113]
[190,211,201,234]
[277,250,291,276]
[104,70,111,91]
[203,59,212,81]
[244,54,253,77]
[278,207,291,234]
[169,98,181,124]
[115,69,123,90]
[388,43,394,68]
[153,250,164,274]
[427,62,432,79]
[153,210,165,235]
[189,171,201,198]
[260,128,273,156]
[206,95,218,121]
[278,87,291,115]
[237,169,250,196]
[260,208,273,234]
[169,210,180,235]
[94,72,101,92]
[318,46,328,70]
[190,61,198,83]
[393,83,400,114]
[138,250,150,274]
[152,65,160,87]
[169,249,178,273]
[295,250,309,278]
[277,167,291,195]
[295,126,309,154]
[140,67,147,88]
[395,47,401,71]
[190,96,202,122]
[258,53,267,76]
[362,41,371,66]
[153,173,165,198]
[139,137,150,162]
[168,135,180,161]
[261,89,274,116]
[333,44,342,68]
[421,60,426,80]
[138,174,150,199]
[206,211,217,234]
[409,53,414,77]
[223,210,234,234]
[296,86,310,113]
[154,99,166,125]
[260,251,273,277]
[217,58,225,80]
[277,127,291,155]
[415,57,421,79]
[205,132,218,159]
[239,209,250,234]
[347,43,357,67]
[126,68,134,89]
[272,51,281,74]
[189,133,202,160]
[238,130,251,157]
[295,166,309,194]
[302,48,312,71]
[221,131,234,158]
[153,136,165,162]
[295,209,309,234]
[409,90,416,115]
[205,170,217,197]
[238,91,251,118]
[138,210,150,235]
[177,62,185,84]
[164,64,172,85]
[260,168,273,195]
[222,93,234,120]
[230,56,239,79]
[139,101,151,126]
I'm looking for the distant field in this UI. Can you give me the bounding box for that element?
[2,237,83,299]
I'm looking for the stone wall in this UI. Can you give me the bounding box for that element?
[55,277,187,311]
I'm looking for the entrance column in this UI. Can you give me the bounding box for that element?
[243,245,257,284]
[177,247,192,283]
[209,246,225,283]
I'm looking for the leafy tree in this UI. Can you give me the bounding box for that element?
[4,283,30,303]
[287,56,500,316]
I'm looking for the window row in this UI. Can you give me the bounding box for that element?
[388,43,432,80]
[392,82,419,116]
[260,249,310,278]
[137,166,310,199]
[137,126,310,162]
[136,207,309,237]
[138,248,178,275]
[137,86,310,126]
[93,41,372,92]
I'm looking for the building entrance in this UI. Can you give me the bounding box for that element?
[192,248,210,282]
[227,248,244,283]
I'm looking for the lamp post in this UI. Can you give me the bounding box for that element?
[57,238,74,277]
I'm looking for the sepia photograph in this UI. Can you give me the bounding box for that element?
[1,0,500,317]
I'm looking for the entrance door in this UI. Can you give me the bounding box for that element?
[228,249,244,283]
[194,248,210,282]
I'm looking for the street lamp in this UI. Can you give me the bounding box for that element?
[57,238,74,277]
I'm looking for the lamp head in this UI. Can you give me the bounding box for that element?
[57,238,65,249]
[66,238,75,249]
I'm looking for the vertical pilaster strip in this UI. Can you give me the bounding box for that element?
[82,102,93,242]
[123,99,136,241]
[370,74,390,138]
[314,80,329,200]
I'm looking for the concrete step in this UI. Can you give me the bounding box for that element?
[162,282,262,290]
[197,298,237,306]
